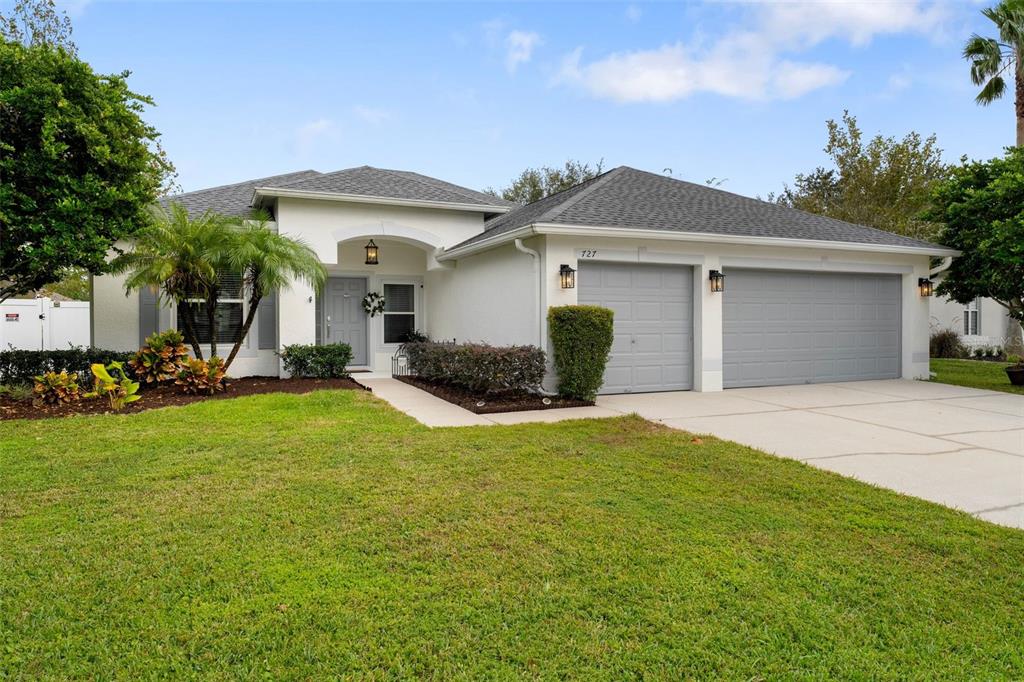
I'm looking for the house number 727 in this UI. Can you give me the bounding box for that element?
[579,249,598,258]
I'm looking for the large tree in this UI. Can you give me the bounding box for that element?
[964,0,1024,146]
[0,0,74,54]
[771,112,948,242]
[0,38,174,302]
[486,159,604,205]
[925,148,1024,336]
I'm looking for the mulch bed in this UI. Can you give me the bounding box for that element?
[0,376,366,421]
[395,375,592,414]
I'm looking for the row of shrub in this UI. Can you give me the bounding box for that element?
[404,342,546,394]
[929,329,1009,360]
[401,305,615,401]
[0,347,135,386]
[279,343,353,379]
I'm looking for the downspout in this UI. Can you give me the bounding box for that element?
[929,256,953,277]
[514,238,558,397]
[513,239,542,347]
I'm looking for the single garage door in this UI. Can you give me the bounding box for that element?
[723,269,900,388]
[578,262,693,394]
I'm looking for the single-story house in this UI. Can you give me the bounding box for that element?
[92,165,957,394]
[929,276,1023,351]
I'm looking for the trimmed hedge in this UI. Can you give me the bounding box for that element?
[280,343,353,379]
[548,305,614,400]
[404,341,545,394]
[0,347,135,386]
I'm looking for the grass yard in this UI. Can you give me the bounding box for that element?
[930,358,1024,395]
[2,390,1024,678]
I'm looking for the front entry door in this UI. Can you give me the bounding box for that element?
[326,278,368,365]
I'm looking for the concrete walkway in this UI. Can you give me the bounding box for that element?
[358,377,1023,529]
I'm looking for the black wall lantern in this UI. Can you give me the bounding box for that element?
[364,239,379,265]
[918,277,934,297]
[559,264,576,289]
[709,269,725,293]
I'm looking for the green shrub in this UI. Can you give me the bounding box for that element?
[403,342,545,394]
[0,383,33,401]
[929,329,966,359]
[548,305,614,401]
[279,343,353,379]
[176,357,226,395]
[85,362,141,411]
[0,347,134,386]
[32,370,81,406]
[129,330,190,385]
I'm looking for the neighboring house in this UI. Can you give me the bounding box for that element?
[92,165,956,394]
[929,276,1023,350]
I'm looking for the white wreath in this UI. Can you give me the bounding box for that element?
[362,291,386,317]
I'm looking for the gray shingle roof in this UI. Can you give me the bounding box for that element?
[456,166,949,252]
[161,170,321,218]
[265,166,514,209]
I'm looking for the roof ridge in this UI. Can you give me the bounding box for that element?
[534,166,626,223]
[177,170,320,197]
[624,166,941,248]
[380,167,505,206]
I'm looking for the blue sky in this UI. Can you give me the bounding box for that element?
[54,0,1013,198]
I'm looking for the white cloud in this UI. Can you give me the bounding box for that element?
[295,118,338,152]
[555,1,945,102]
[625,4,642,23]
[505,30,541,73]
[352,106,394,125]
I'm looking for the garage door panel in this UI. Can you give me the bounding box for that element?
[724,269,900,388]
[579,262,693,394]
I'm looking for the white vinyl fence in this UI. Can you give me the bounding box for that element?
[0,298,90,351]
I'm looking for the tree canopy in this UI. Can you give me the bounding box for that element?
[486,159,605,205]
[925,147,1024,328]
[770,112,949,242]
[0,39,174,302]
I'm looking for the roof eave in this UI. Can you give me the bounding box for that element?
[437,222,961,261]
[252,187,511,214]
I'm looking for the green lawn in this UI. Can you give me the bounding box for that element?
[930,358,1024,394]
[2,390,1024,678]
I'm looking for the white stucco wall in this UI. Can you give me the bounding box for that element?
[427,238,539,347]
[930,293,1023,349]
[540,234,934,391]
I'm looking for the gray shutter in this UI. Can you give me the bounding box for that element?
[258,290,277,350]
[975,298,982,335]
[139,286,159,346]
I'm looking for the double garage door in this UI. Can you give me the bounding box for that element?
[579,263,900,394]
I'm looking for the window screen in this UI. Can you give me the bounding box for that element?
[383,284,415,343]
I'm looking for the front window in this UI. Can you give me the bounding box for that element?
[964,298,981,336]
[383,283,416,344]
[177,272,245,344]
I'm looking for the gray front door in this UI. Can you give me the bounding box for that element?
[578,262,694,394]
[325,277,368,365]
[723,269,901,388]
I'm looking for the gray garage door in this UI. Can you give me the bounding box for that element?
[723,269,901,388]
[578,262,693,394]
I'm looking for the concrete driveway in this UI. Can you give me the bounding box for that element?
[597,380,1024,529]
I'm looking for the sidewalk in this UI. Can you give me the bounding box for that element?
[356,377,619,427]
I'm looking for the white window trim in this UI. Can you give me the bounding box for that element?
[378,278,421,348]
[964,298,981,336]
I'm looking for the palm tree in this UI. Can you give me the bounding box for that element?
[964,0,1024,146]
[111,203,231,359]
[220,211,325,371]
